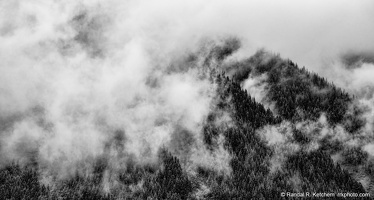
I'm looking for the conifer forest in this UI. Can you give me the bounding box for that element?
[1,1,374,199]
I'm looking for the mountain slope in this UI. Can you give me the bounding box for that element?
[0,40,372,199]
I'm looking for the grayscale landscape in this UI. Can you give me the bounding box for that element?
[1,0,374,199]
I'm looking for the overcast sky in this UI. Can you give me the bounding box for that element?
[2,0,374,67]
[111,0,374,70]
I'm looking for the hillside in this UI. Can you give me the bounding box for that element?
[1,39,373,199]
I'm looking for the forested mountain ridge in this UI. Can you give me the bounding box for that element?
[0,39,373,199]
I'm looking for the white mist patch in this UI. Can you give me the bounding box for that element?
[363,144,374,157]
[326,62,374,97]
[242,74,268,104]
[260,122,290,146]
[1,117,45,165]
[257,121,300,173]
[357,97,374,134]
[188,134,232,175]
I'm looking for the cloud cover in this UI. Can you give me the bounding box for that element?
[2,0,374,103]
[0,0,224,180]
[1,0,374,187]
